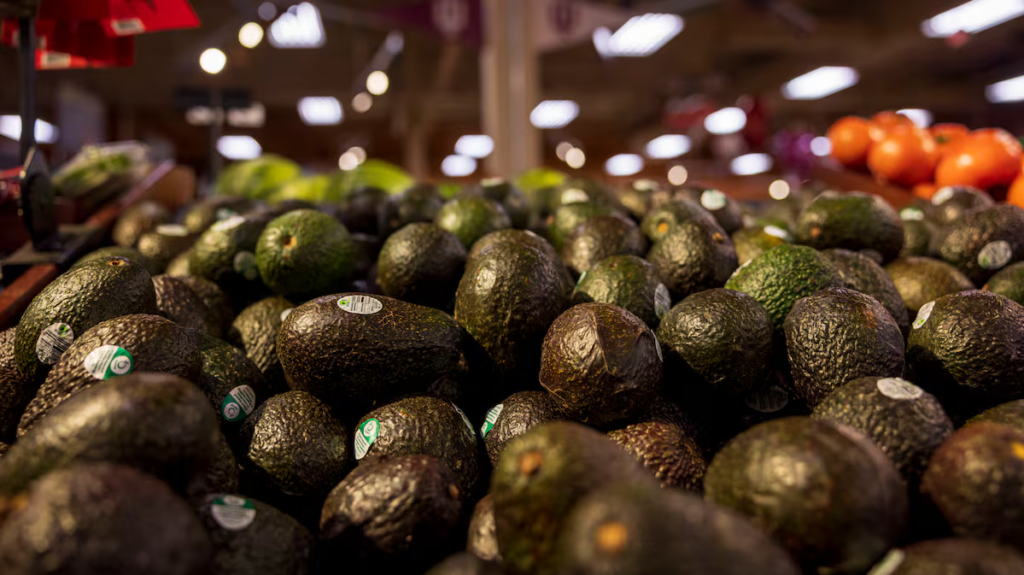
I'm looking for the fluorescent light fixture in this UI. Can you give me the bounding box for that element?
[898,109,933,128]
[921,0,1024,38]
[987,74,1024,103]
[530,100,579,129]
[605,153,644,177]
[455,135,495,159]
[200,48,226,74]
[731,153,773,176]
[782,66,859,100]
[298,97,343,125]
[239,22,264,48]
[0,116,58,143]
[218,136,262,160]
[810,136,832,157]
[367,71,389,96]
[269,3,325,49]
[228,103,266,128]
[442,154,477,177]
[667,165,688,186]
[645,134,691,159]
[594,14,684,57]
[556,141,575,160]
[704,107,747,135]
[566,148,586,169]
[769,179,791,200]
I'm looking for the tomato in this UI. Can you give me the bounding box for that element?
[867,127,939,187]
[930,123,969,157]
[1007,173,1024,208]
[913,183,938,200]
[827,116,873,168]
[935,129,1023,190]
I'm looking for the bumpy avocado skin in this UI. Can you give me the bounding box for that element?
[482,391,566,467]
[984,261,1024,306]
[823,248,910,336]
[466,494,500,562]
[229,296,294,393]
[547,202,617,250]
[560,214,647,278]
[732,226,789,265]
[930,186,994,226]
[573,255,667,330]
[197,494,314,575]
[646,219,738,301]
[968,399,1024,433]
[377,222,467,310]
[435,196,513,249]
[794,191,904,263]
[607,421,706,492]
[74,245,158,275]
[189,214,268,297]
[112,201,171,247]
[640,199,719,244]
[884,538,1024,575]
[255,209,354,298]
[137,229,198,273]
[153,274,221,336]
[930,204,1024,284]
[886,256,974,313]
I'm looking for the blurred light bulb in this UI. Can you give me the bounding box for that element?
[339,152,360,171]
[352,92,373,113]
[769,180,791,200]
[239,22,264,48]
[200,48,227,75]
[367,71,390,96]
[556,141,575,161]
[667,165,688,186]
[566,148,586,169]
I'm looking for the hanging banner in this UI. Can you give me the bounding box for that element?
[1,18,135,68]
[376,0,483,45]
[532,0,632,53]
[37,0,199,37]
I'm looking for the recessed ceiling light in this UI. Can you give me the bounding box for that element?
[239,22,264,49]
[218,136,262,160]
[921,0,1024,38]
[782,66,859,100]
[442,155,477,177]
[810,136,832,157]
[731,153,773,176]
[455,135,495,159]
[704,108,747,135]
[0,116,59,143]
[269,2,325,49]
[530,101,579,129]
[605,153,644,176]
[200,48,226,74]
[898,109,933,128]
[987,74,1024,103]
[645,134,692,159]
[566,148,586,169]
[593,14,684,57]
[298,97,343,125]
[367,71,389,96]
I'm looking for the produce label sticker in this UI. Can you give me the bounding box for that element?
[211,495,256,531]
[215,208,239,222]
[655,284,671,319]
[221,385,257,422]
[575,270,588,290]
[561,188,589,204]
[764,225,790,240]
[482,177,506,187]
[156,224,189,237]
[480,404,504,438]
[729,259,751,281]
[701,189,727,211]
[453,404,475,436]
[978,240,1012,270]
[233,251,259,280]
[476,268,497,291]
[338,295,383,315]
[36,322,74,364]
[652,332,663,363]
[913,301,936,330]
[354,419,380,460]
[876,378,923,401]
[213,215,246,232]
[280,308,293,322]
[83,346,134,380]
[866,549,905,575]
[899,207,925,221]
[932,187,955,205]
[745,386,790,413]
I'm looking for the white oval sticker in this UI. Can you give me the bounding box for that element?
[561,189,589,205]
[978,240,1013,270]
[876,378,923,400]
[280,308,293,322]
[36,322,74,365]
[480,404,504,438]
[156,224,189,237]
[654,284,671,319]
[932,187,955,205]
[453,404,475,436]
[354,418,380,460]
[477,268,497,291]
[338,295,383,315]
[482,177,506,187]
[745,386,790,413]
[866,549,905,575]
[764,225,790,240]
[233,251,258,280]
[210,495,257,531]
[83,345,134,380]
[913,301,936,330]
[212,215,246,233]
[701,189,727,211]
[899,207,925,221]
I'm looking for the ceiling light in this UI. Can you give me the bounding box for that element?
[0,116,59,143]
[556,141,575,160]
[987,74,1024,103]
[352,92,373,113]
[228,103,266,128]
[218,136,262,160]
[455,135,495,159]
[898,109,933,128]
[339,152,359,171]
[769,179,791,200]
[367,71,389,96]
[810,136,832,156]
[348,146,367,164]
[731,153,773,176]
[566,148,586,169]
[782,66,859,100]
[605,154,644,177]
[921,0,1024,38]
[239,22,264,48]
[668,165,688,186]
[646,134,691,159]
[258,2,277,21]
[595,14,684,57]
[298,97,342,125]
[385,31,405,54]
[530,100,579,129]
[704,107,747,135]
[200,48,226,75]
[269,2,325,49]
[442,155,477,177]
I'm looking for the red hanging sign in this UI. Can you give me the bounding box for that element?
[37,0,199,37]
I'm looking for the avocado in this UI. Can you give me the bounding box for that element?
[427,552,505,575]
[467,229,561,267]
[189,214,269,297]
[198,493,314,575]
[228,296,294,393]
[922,423,1024,551]
[886,256,975,314]
[320,455,463,570]
[0,442,8,458]
[646,218,738,300]
[930,204,1024,284]
[984,261,1024,306]
[74,245,158,275]
[436,197,512,249]
[166,249,193,276]
[675,188,744,233]
[811,376,952,484]
[18,313,202,436]
[177,275,236,336]
[137,224,198,272]
[182,196,255,234]
[906,290,1024,409]
[657,288,773,404]
[339,186,388,235]
[379,184,445,238]
[558,482,800,575]
[467,494,500,562]
[876,538,1024,575]
[553,179,620,210]
[732,225,790,265]
[241,390,349,499]
[561,214,647,277]
[627,395,711,456]
[279,293,463,415]
[377,223,467,310]
[0,368,31,441]
[481,391,566,466]
[0,372,217,496]
[823,248,911,336]
[196,430,241,497]
[547,202,617,250]
[616,179,661,220]
[930,185,994,225]
[898,205,936,258]
[784,288,905,408]
[640,199,719,244]
[968,400,1024,432]
[539,303,662,427]
[15,256,158,381]
[112,200,171,247]
[153,274,221,336]
[476,178,530,229]
[195,335,268,441]
[490,421,653,575]
[572,255,667,330]
[350,232,383,279]
[0,464,212,575]
[794,191,904,263]
[607,421,706,491]
[724,244,844,332]
[455,242,571,386]
[255,209,354,298]
[704,417,907,574]
[0,326,15,371]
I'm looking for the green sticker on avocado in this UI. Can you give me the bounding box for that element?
[480,404,504,438]
[221,385,257,422]
[233,251,258,280]
[36,322,74,364]
[354,418,380,460]
[82,345,134,380]
[210,495,256,531]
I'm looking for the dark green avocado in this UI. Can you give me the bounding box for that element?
[547,202,617,251]
[278,293,463,415]
[784,288,905,408]
[539,303,662,427]
[794,191,904,263]
[228,296,294,393]
[426,552,505,575]
[436,196,512,249]
[467,228,561,267]
[572,255,669,330]
[607,421,706,492]
[929,185,994,226]
[640,199,719,244]
[194,430,240,498]
[195,335,268,438]
[674,188,744,233]
[823,248,910,336]
[165,249,193,276]
[0,367,32,441]
[182,196,255,234]
[886,256,974,314]
[560,214,647,278]
[930,204,1024,284]
[984,261,1024,306]
[898,205,935,258]
[0,463,212,575]
[189,214,269,295]
[476,177,530,229]
[177,275,236,337]
[0,326,17,371]
[153,274,221,336]
[646,218,738,301]
[137,224,198,272]
[377,223,467,310]
[812,376,952,484]
[112,200,171,247]
[879,538,1024,575]
[197,493,314,575]
[378,184,444,238]
[339,186,388,236]
[480,391,566,466]
[704,417,907,574]
[467,494,500,562]
[732,225,790,265]
[73,245,158,275]
[255,209,354,298]
[967,400,1024,433]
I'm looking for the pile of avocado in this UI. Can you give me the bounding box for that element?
[3,178,1024,575]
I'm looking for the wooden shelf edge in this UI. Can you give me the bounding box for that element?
[809,160,915,209]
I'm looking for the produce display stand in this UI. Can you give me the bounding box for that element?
[808,160,916,209]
